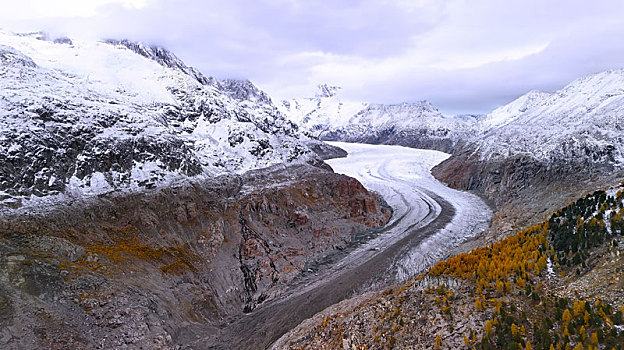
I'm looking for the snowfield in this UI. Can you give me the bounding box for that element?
[0,30,316,208]
[473,69,624,164]
[326,142,493,281]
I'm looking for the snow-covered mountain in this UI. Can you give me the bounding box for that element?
[0,31,317,207]
[284,69,623,167]
[279,85,477,153]
[478,90,552,130]
[279,84,368,136]
[433,69,624,218]
[322,102,477,153]
[472,69,624,165]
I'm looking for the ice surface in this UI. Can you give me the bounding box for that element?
[326,142,493,282]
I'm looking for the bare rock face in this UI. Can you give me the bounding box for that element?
[0,164,390,349]
[432,70,624,233]
[432,144,624,236]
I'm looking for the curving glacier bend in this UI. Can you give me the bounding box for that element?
[210,143,493,350]
[325,142,493,282]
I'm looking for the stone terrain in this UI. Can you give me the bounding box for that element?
[273,182,624,350]
[433,145,624,239]
[272,276,493,350]
[0,163,390,349]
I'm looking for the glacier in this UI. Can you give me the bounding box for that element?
[325,142,492,282]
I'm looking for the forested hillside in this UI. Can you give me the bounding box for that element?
[274,181,624,350]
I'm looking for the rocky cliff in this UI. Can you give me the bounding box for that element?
[0,163,390,349]
[433,70,624,233]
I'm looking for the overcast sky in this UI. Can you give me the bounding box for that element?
[3,0,624,114]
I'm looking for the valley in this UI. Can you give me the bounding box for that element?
[275,184,624,350]
[1,20,623,350]
[199,143,492,349]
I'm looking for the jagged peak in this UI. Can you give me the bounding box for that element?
[367,100,441,114]
[414,100,439,112]
[104,39,214,85]
[217,79,273,105]
[315,84,341,98]
[104,39,185,70]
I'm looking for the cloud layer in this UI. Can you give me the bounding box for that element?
[3,0,624,113]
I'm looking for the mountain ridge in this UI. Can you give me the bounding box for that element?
[279,85,477,153]
[0,30,321,208]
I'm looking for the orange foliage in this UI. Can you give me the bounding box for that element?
[429,224,548,293]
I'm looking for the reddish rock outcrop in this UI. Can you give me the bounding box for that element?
[0,163,390,349]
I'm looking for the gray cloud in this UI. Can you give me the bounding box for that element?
[3,0,624,114]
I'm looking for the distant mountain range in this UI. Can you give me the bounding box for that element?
[4,28,621,214]
[434,69,624,199]
[279,85,477,153]
[280,72,624,233]
[471,69,624,165]
[281,71,624,168]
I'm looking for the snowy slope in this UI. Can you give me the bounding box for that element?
[0,31,313,207]
[280,85,477,153]
[479,90,552,130]
[473,70,624,165]
[278,84,368,136]
[324,102,476,149]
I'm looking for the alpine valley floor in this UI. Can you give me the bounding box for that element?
[202,143,492,349]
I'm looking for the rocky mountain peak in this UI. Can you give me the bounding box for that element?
[315,84,341,98]
[0,30,316,208]
[414,99,439,111]
[217,79,274,105]
[104,38,214,85]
